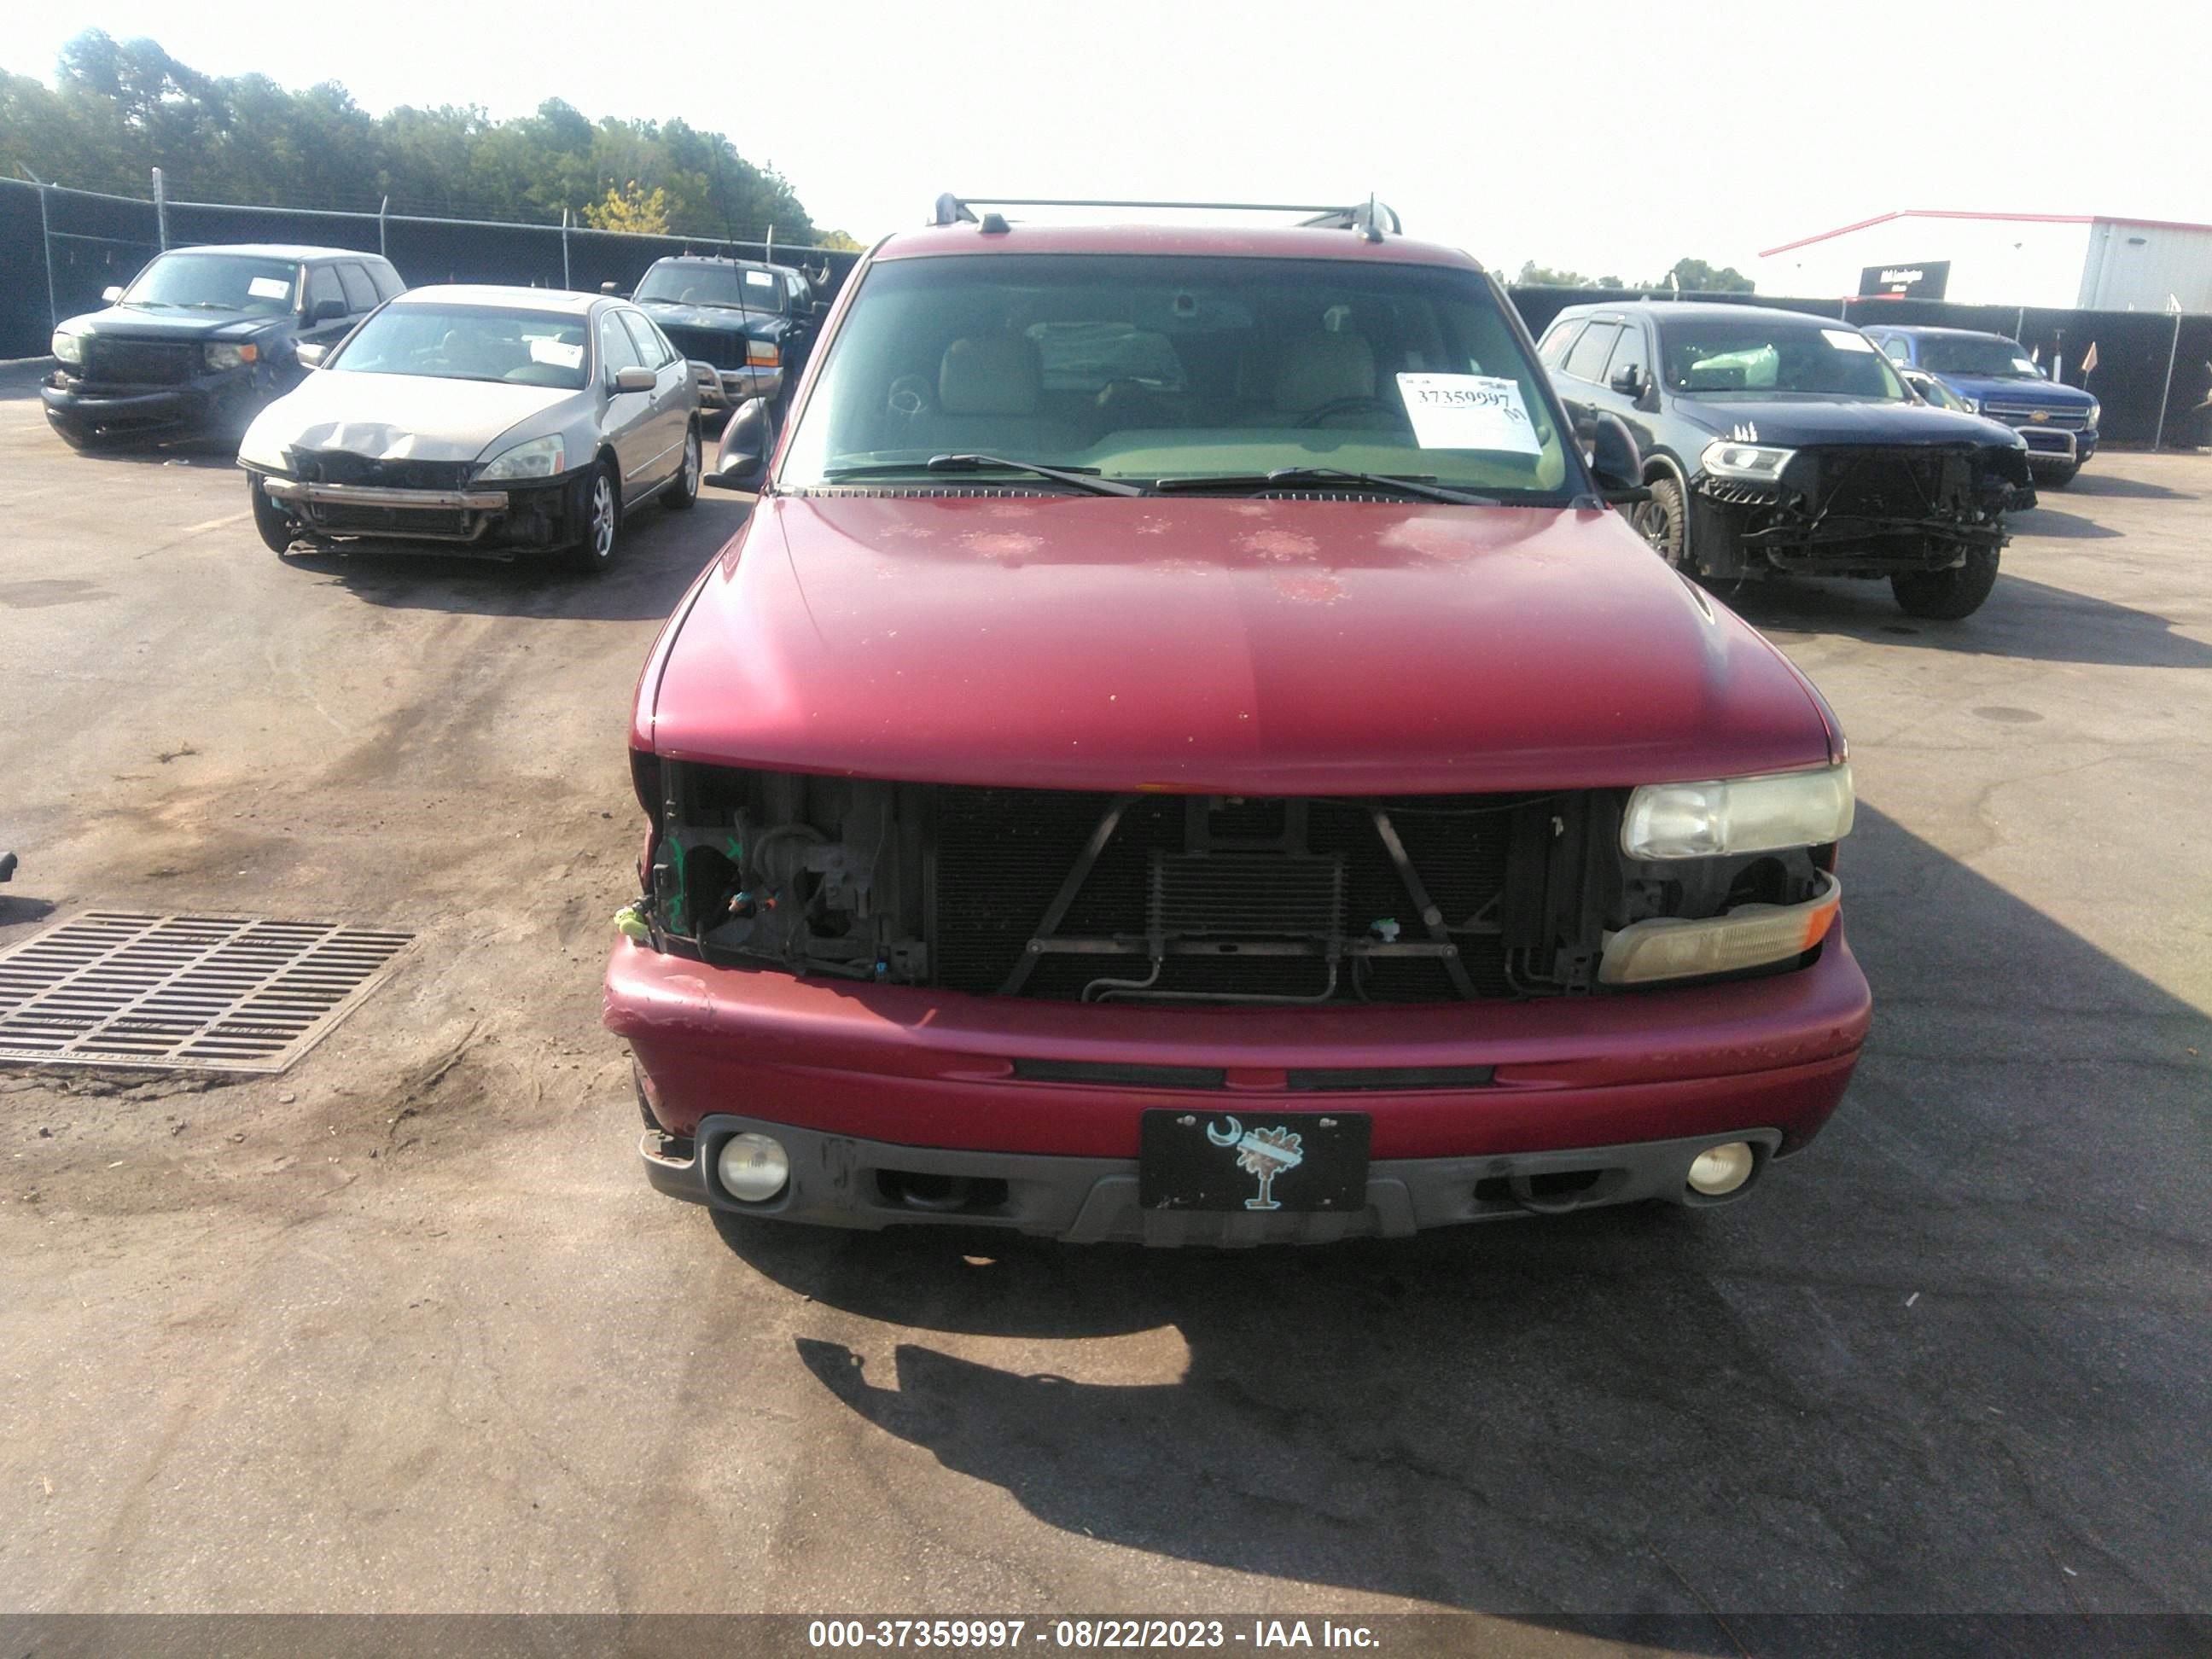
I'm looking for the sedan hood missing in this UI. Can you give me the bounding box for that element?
[645,496,1836,795]
[242,370,574,464]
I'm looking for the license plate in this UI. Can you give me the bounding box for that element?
[1139,1109,1371,1214]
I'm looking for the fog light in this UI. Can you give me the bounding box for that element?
[1686,1141,1757,1197]
[716,1132,789,1202]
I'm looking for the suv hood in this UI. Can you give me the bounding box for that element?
[243,370,575,465]
[645,495,1837,795]
[635,300,780,336]
[1674,395,2025,449]
[61,306,280,344]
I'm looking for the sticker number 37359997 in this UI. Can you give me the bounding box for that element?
[1394,372,1543,455]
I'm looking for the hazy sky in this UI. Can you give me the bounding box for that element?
[6,0,2209,280]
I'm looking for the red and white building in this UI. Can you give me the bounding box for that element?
[1755,211,2212,311]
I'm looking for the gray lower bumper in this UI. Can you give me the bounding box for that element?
[642,1114,1784,1246]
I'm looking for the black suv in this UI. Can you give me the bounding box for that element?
[1539,301,2034,620]
[44,244,403,451]
[626,256,823,420]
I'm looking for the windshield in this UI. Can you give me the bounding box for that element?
[326,305,591,389]
[778,253,1573,499]
[634,262,787,312]
[1914,335,2042,379]
[121,253,300,316]
[1660,317,1906,399]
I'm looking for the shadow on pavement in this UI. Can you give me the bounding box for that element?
[277,498,749,625]
[2004,506,2122,541]
[2056,470,2196,501]
[1728,571,2212,670]
[712,806,2211,1621]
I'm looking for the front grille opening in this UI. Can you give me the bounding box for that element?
[876,1170,1010,1215]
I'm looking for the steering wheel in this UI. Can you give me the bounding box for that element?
[886,374,934,419]
[1296,396,1398,428]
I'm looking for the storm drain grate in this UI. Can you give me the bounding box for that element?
[0,912,414,1074]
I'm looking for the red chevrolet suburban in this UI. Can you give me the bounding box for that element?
[604,196,1871,1244]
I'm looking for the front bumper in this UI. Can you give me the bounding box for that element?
[689,363,783,414]
[250,469,584,550]
[42,371,262,445]
[643,1115,1792,1243]
[608,927,1871,1234]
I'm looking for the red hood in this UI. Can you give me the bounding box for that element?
[642,494,1836,794]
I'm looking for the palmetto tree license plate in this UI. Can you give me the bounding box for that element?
[1139,1110,1371,1214]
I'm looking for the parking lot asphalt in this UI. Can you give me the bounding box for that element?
[1,363,2207,1639]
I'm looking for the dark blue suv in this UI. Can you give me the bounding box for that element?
[1862,326,2098,487]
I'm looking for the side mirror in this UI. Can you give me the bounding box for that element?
[601,281,620,295]
[704,397,770,491]
[1587,413,1649,504]
[611,365,657,393]
[310,297,346,324]
[295,342,329,368]
[102,285,124,303]
[1608,364,1641,396]
[810,300,830,319]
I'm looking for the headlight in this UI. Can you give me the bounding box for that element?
[1699,440,1796,482]
[2086,400,2099,428]
[745,339,780,367]
[204,342,259,371]
[1622,763,1854,860]
[52,329,84,366]
[475,435,566,480]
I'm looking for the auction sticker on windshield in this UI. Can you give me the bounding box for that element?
[248,276,292,300]
[1821,329,1877,353]
[1396,373,1541,453]
[529,338,585,368]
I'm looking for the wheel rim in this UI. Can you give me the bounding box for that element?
[591,476,616,559]
[683,429,700,494]
[1633,495,1677,559]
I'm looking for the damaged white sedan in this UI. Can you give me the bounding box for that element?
[237,285,701,569]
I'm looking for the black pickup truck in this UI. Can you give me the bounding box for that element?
[625,256,825,423]
[1539,301,2034,619]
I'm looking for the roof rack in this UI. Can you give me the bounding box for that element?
[928,194,1402,242]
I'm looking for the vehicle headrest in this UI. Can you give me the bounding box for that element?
[939,335,1040,416]
[1272,331,1375,413]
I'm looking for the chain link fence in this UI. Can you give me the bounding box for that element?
[0,176,862,360]
[5,178,2207,448]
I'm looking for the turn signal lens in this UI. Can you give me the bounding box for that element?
[746,339,779,367]
[1599,875,1841,987]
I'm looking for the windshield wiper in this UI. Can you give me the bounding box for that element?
[824,455,1148,497]
[1154,467,1499,506]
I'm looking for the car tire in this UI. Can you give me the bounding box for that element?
[2039,463,2080,490]
[249,475,297,554]
[664,423,701,512]
[565,462,622,574]
[1891,544,2000,620]
[1632,474,1690,571]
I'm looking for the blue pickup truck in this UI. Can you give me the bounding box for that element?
[1861,325,2098,488]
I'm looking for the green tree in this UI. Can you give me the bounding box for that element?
[2,29,829,245]
[1654,257,1755,294]
[583,179,670,234]
[816,229,865,253]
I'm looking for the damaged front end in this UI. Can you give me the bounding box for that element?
[1688,441,2030,580]
[252,448,585,553]
[626,760,1840,1005]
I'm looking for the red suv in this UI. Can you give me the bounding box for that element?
[605,197,1871,1244]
